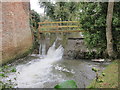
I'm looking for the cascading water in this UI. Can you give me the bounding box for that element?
[39,42,46,58]
[11,41,64,88]
[46,41,64,60]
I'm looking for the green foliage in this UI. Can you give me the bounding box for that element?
[30,10,41,29]
[97,79,104,83]
[79,2,120,56]
[90,67,105,88]
[79,2,107,53]
[88,60,118,88]
[92,67,99,72]
[0,65,17,89]
[30,10,41,51]
[0,73,5,77]
[39,1,79,21]
[39,2,56,20]
[54,80,78,89]
[102,72,105,76]
[11,68,16,72]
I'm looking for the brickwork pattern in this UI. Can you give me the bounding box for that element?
[1,2,33,64]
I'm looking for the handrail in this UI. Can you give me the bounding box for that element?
[39,21,79,24]
[40,26,79,28]
[38,21,82,33]
[39,30,84,33]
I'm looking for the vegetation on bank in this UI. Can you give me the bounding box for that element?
[88,60,119,88]
[30,10,41,54]
[0,65,17,88]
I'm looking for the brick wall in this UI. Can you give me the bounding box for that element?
[0,2,2,64]
[1,2,33,64]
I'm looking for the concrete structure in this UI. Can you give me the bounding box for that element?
[0,2,33,64]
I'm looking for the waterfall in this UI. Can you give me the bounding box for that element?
[39,39,64,61]
[45,41,64,61]
[14,41,64,88]
[39,43,42,55]
[39,42,46,57]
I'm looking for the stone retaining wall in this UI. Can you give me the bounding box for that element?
[64,39,88,59]
[63,39,101,59]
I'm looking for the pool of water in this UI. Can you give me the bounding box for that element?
[2,55,110,88]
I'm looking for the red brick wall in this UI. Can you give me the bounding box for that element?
[1,2,33,64]
[0,2,2,64]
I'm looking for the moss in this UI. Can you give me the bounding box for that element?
[1,44,34,66]
[87,60,119,88]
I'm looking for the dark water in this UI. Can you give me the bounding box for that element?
[45,59,109,88]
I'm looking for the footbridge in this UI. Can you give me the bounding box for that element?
[38,21,84,33]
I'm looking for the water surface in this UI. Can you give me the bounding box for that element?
[3,56,109,88]
[2,42,110,88]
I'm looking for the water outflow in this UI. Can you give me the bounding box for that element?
[14,41,64,88]
[46,41,64,60]
[39,42,46,56]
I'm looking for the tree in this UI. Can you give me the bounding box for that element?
[106,0,116,58]
[79,2,107,54]
[39,1,79,21]
[78,2,120,58]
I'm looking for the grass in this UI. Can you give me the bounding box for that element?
[87,60,119,89]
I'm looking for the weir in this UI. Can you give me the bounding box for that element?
[3,41,64,88]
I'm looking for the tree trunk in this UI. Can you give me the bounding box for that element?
[106,0,116,58]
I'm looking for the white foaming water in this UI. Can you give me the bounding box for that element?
[14,41,64,88]
[39,42,46,58]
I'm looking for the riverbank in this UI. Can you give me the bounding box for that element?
[87,60,119,88]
